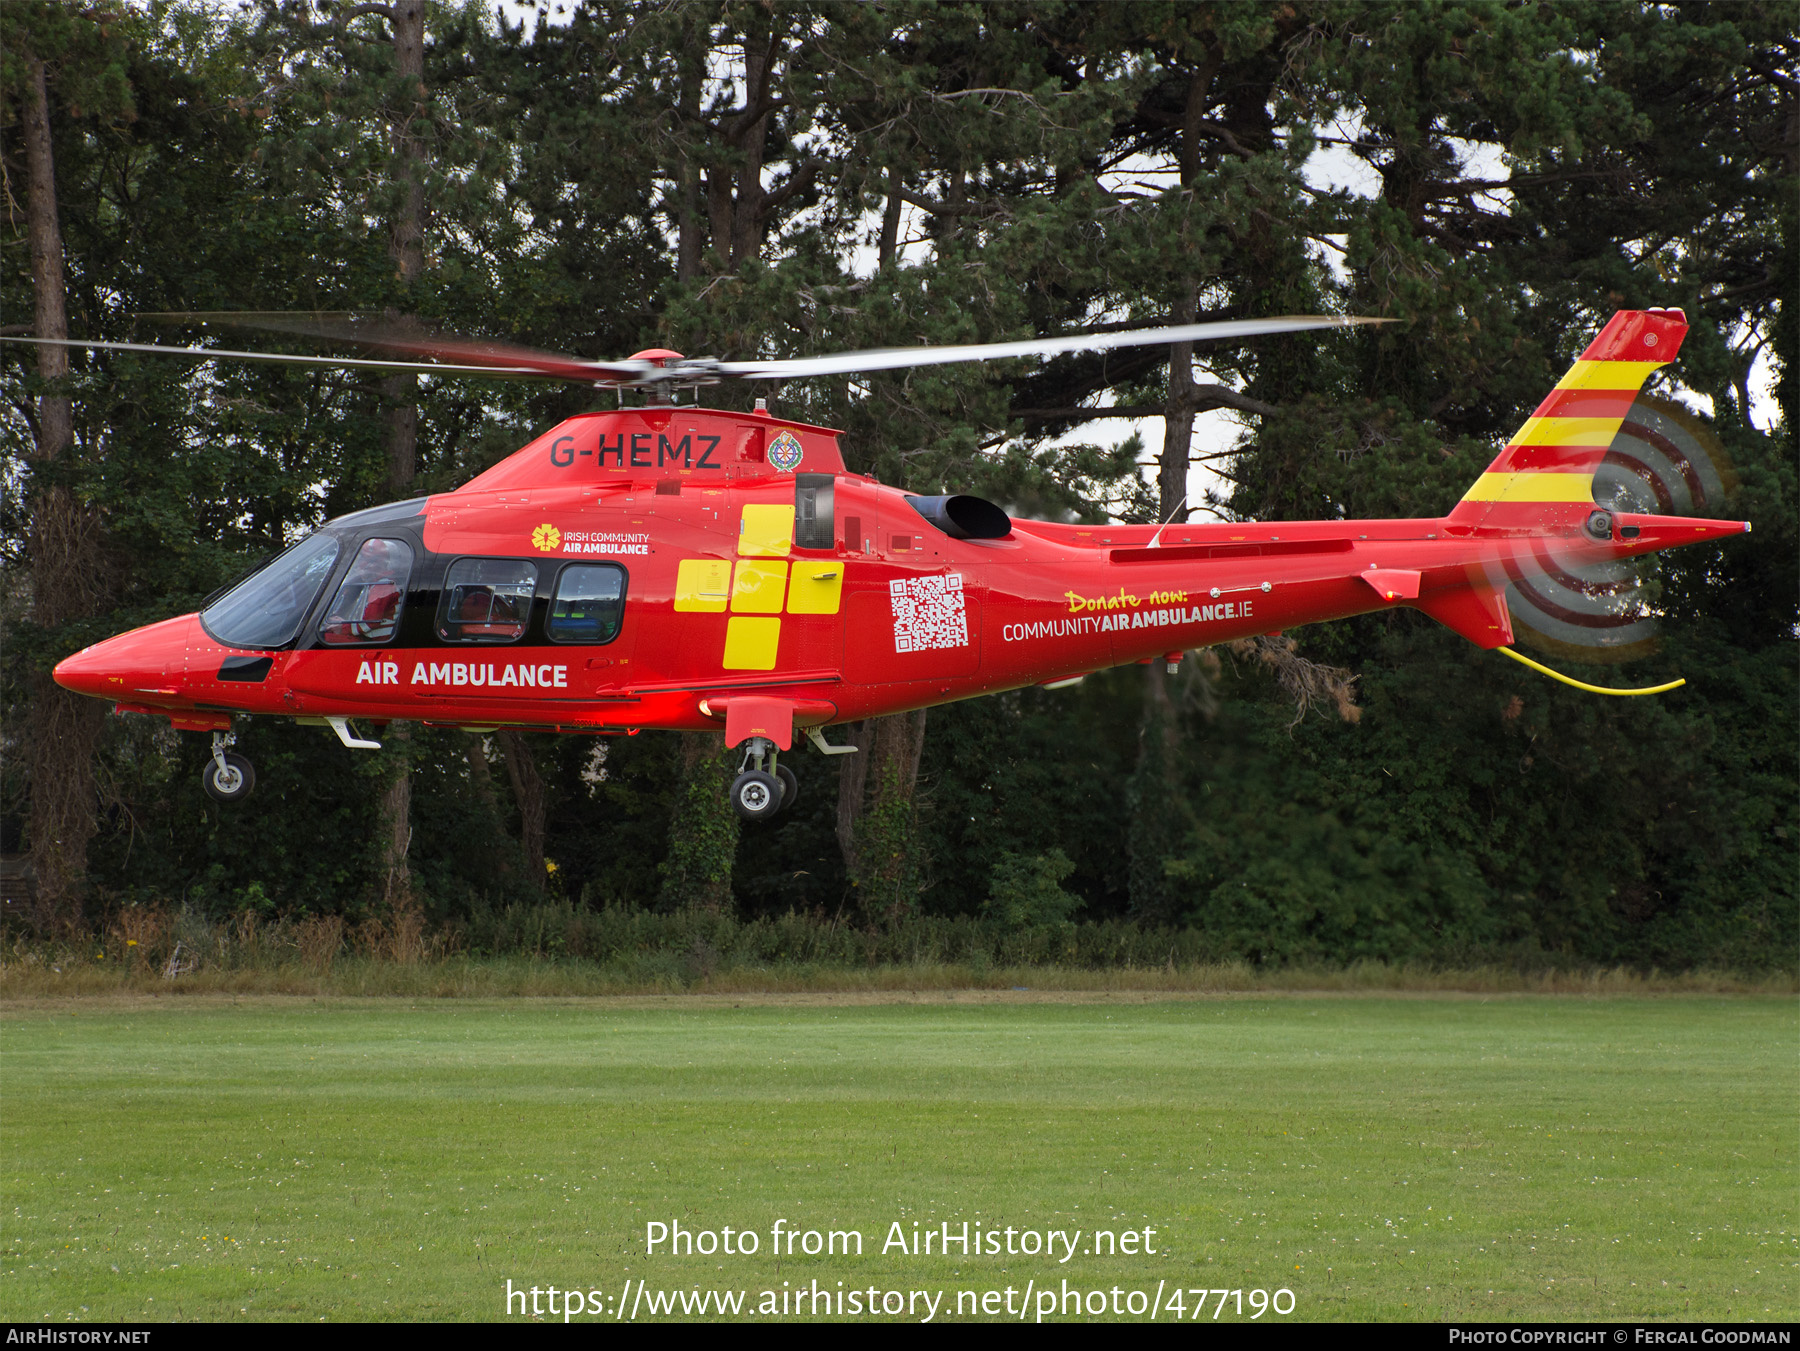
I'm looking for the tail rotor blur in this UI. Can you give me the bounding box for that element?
[1502,396,1736,664]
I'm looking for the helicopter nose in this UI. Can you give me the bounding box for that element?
[53,614,198,702]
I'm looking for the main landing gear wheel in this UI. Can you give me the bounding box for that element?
[731,734,793,822]
[731,770,782,822]
[202,751,255,803]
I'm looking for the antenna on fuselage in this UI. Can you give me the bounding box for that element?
[1145,495,1188,549]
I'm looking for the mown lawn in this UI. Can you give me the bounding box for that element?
[1,994,1792,1321]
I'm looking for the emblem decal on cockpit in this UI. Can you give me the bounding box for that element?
[767,430,804,473]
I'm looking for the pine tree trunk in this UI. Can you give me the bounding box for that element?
[1126,661,1185,921]
[845,708,928,921]
[378,0,422,493]
[22,51,105,935]
[496,729,546,892]
[704,22,779,270]
[377,724,413,905]
[376,0,427,900]
[466,735,498,817]
[833,719,873,868]
[388,1,426,281]
[675,39,705,281]
[1136,333,1195,914]
[1158,54,1220,524]
[23,56,70,468]
[1160,287,1199,523]
[1130,203,1208,923]
[879,167,904,267]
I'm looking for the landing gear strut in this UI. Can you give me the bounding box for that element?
[202,730,255,803]
[730,736,789,822]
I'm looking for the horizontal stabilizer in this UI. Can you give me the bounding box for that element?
[1415,581,1515,649]
[1361,568,1421,601]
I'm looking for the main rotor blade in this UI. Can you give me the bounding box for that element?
[140,312,647,383]
[2,335,646,383]
[8,313,1391,390]
[711,315,1386,381]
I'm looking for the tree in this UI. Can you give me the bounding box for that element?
[2,3,138,931]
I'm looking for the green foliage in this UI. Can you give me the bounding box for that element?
[850,755,924,921]
[911,672,1144,921]
[983,848,1081,935]
[657,736,740,913]
[1161,619,1797,970]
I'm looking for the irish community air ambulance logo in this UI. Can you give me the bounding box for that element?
[767,430,804,472]
[531,523,562,552]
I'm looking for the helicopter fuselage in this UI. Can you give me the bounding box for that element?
[54,398,1743,754]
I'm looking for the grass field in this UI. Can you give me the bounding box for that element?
[2,994,1793,1322]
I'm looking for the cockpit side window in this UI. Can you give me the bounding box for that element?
[200,532,341,650]
[438,558,537,643]
[318,537,415,646]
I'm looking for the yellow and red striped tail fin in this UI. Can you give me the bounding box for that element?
[1448,309,1687,533]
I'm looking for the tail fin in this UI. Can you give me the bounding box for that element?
[1448,309,1688,534]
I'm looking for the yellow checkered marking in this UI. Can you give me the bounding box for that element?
[738,504,794,557]
[685,504,847,669]
[786,563,844,615]
[730,560,788,613]
[723,616,781,670]
[674,558,731,612]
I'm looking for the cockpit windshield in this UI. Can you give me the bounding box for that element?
[200,533,342,649]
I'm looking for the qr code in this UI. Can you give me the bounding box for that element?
[890,573,969,653]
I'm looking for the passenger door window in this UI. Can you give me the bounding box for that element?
[547,564,626,644]
[439,559,537,643]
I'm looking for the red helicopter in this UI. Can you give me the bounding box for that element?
[26,308,1749,820]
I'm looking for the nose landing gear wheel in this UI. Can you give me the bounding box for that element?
[202,751,256,803]
[731,769,782,822]
[773,763,798,815]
